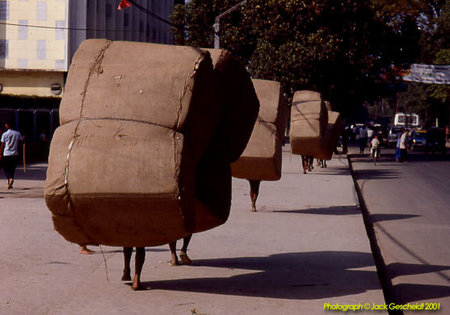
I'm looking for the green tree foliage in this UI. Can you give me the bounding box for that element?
[171,0,397,116]
[374,0,449,126]
[170,0,448,122]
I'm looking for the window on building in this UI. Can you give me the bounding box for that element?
[0,1,9,20]
[0,39,8,58]
[18,59,27,68]
[55,20,65,40]
[37,1,47,21]
[55,59,66,70]
[18,20,28,40]
[37,40,46,59]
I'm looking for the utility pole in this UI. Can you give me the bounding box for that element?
[213,0,247,49]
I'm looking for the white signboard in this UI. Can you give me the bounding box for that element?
[402,64,450,85]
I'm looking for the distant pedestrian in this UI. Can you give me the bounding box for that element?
[249,179,261,211]
[39,129,49,160]
[0,121,24,189]
[394,137,401,161]
[370,135,381,164]
[366,126,374,142]
[398,129,409,162]
[359,127,368,154]
[316,158,327,168]
[169,235,192,266]
[301,155,314,174]
[342,126,350,154]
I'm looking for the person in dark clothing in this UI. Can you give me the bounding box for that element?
[122,247,146,290]
[0,121,24,189]
[169,235,193,266]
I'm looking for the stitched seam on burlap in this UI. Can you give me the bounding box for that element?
[291,101,321,135]
[62,40,112,244]
[173,54,204,222]
[63,117,174,130]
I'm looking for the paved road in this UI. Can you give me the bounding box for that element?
[349,148,450,310]
[0,150,386,314]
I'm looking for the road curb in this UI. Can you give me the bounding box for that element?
[347,154,402,315]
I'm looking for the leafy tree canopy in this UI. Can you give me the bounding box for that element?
[170,0,448,120]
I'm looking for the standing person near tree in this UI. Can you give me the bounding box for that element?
[0,121,24,189]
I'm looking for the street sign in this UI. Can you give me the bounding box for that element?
[402,64,450,85]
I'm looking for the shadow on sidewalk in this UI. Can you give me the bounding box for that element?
[272,206,361,216]
[0,164,47,181]
[369,214,420,223]
[353,168,399,180]
[145,251,381,299]
[393,283,450,304]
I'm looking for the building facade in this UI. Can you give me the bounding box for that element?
[0,0,174,144]
[0,0,174,98]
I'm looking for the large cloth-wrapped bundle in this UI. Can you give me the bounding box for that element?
[289,90,328,156]
[193,49,259,233]
[316,110,344,160]
[231,79,287,181]
[206,49,259,163]
[45,39,224,247]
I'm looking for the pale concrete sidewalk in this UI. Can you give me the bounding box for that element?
[0,149,386,314]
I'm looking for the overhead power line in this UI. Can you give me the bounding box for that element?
[0,0,179,33]
[0,21,149,34]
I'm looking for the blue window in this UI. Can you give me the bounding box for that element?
[37,40,46,59]
[0,39,8,58]
[0,1,9,20]
[18,20,28,40]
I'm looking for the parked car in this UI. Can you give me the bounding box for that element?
[388,126,403,147]
[426,128,446,154]
[410,129,427,150]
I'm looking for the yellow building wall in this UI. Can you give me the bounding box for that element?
[0,70,64,97]
[1,0,68,71]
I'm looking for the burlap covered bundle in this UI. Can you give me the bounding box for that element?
[193,48,259,233]
[45,39,227,247]
[316,110,344,160]
[231,79,287,181]
[289,90,328,156]
[206,49,259,163]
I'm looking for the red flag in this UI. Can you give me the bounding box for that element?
[118,0,130,10]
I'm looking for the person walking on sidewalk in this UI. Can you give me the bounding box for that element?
[370,135,381,164]
[359,126,368,154]
[398,129,409,162]
[0,121,24,189]
[122,247,146,290]
[168,235,193,266]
